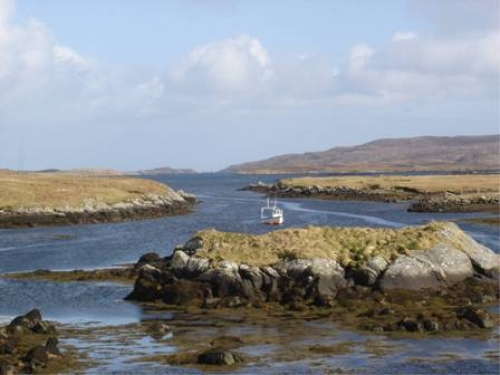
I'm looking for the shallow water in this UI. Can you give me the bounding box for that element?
[0,173,498,373]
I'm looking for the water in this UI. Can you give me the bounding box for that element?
[0,173,498,373]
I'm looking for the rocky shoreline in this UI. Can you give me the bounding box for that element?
[0,309,78,374]
[243,181,500,213]
[0,191,196,229]
[125,223,500,335]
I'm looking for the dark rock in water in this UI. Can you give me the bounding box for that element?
[399,318,424,332]
[23,345,49,370]
[45,337,62,357]
[197,348,244,366]
[147,321,170,338]
[125,269,163,301]
[457,307,494,329]
[423,319,440,331]
[8,308,49,335]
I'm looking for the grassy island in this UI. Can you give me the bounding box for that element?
[281,174,500,197]
[193,222,471,268]
[0,170,172,211]
[0,170,194,228]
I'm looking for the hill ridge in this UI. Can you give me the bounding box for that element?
[224,135,500,173]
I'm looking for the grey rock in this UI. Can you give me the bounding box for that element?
[219,260,239,272]
[380,244,475,290]
[197,268,245,298]
[379,256,442,290]
[412,244,473,286]
[183,236,203,255]
[170,250,190,270]
[239,265,263,290]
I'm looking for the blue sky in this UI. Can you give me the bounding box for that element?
[1,0,498,171]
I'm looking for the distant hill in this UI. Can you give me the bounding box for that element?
[133,167,196,175]
[224,135,500,174]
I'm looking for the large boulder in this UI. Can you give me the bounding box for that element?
[448,229,500,279]
[412,244,474,285]
[380,244,476,290]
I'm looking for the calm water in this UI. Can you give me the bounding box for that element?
[0,173,498,373]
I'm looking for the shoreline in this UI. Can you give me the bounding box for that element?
[0,199,195,229]
[242,177,499,215]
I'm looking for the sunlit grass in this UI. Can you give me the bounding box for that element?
[281,174,500,195]
[193,222,469,268]
[0,170,171,210]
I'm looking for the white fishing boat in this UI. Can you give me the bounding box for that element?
[261,197,284,225]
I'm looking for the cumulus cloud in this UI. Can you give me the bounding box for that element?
[0,0,498,120]
[171,35,273,96]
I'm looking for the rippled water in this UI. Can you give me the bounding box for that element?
[0,173,498,373]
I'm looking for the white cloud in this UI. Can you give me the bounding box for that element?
[392,31,417,42]
[53,45,94,71]
[171,35,273,96]
[348,44,375,71]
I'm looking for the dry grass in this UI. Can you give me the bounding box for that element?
[0,170,170,210]
[193,222,466,268]
[281,174,500,195]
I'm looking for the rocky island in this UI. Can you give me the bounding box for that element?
[0,170,195,228]
[3,222,499,371]
[125,222,499,335]
[244,174,500,214]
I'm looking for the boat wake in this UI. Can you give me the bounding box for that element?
[282,201,404,228]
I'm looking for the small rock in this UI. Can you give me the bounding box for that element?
[147,321,170,338]
[45,337,62,357]
[197,348,244,366]
[457,307,494,329]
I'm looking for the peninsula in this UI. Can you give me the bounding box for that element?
[0,170,195,228]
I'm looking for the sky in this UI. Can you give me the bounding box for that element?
[0,0,498,172]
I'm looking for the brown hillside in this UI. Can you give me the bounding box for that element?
[224,135,500,173]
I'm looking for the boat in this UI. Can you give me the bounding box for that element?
[261,197,284,225]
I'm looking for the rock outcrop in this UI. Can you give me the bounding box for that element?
[0,309,63,374]
[126,223,499,313]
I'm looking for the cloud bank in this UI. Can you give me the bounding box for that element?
[0,0,498,120]
[0,0,498,170]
